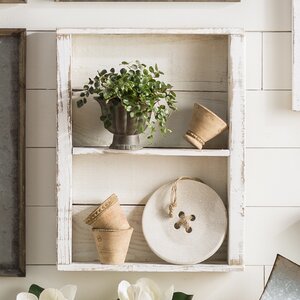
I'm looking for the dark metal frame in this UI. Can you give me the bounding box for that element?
[0,29,26,277]
[0,0,26,3]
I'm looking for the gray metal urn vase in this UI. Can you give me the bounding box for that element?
[99,99,149,150]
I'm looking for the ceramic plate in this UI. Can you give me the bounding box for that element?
[142,179,227,265]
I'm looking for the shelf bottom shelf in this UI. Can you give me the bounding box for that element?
[58,262,244,272]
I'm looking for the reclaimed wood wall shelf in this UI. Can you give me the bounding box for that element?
[57,28,245,272]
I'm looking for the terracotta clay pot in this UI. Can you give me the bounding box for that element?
[84,194,130,230]
[92,227,133,265]
[185,103,227,149]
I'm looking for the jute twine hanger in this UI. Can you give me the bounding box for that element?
[168,176,203,218]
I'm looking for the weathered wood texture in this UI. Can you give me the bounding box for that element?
[0,29,26,277]
[71,33,229,148]
[73,147,230,157]
[57,34,73,265]
[73,205,227,263]
[293,0,300,111]
[227,34,245,266]
[57,28,245,272]
[72,155,228,205]
[73,91,228,149]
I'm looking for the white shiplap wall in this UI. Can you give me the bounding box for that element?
[0,0,299,299]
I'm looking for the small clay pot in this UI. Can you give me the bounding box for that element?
[185,103,227,149]
[92,227,134,264]
[84,194,130,230]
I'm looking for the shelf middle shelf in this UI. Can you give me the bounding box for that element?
[73,147,230,157]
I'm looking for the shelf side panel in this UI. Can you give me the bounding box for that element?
[57,34,73,265]
[293,0,300,111]
[227,34,245,266]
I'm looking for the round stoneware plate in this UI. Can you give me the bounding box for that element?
[142,179,227,265]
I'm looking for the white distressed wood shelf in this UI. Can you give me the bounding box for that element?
[73,147,231,157]
[57,28,245,272]
[293,0,300,111]
[58,262,242,272]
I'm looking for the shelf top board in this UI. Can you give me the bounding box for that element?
[57,28,244,36]
[58,262,244,272]
[72,147,230,157]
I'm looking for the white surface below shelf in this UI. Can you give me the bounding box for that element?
[72,147,230,157]
[58,262,243,272]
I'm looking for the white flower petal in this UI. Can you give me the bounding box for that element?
[60,285,77,300]
[40,288,67,300]
[16,292,38,300]
[128,285,152,300]
[135,278,162,300]
[118,281,131,300]
[163,285,174,300]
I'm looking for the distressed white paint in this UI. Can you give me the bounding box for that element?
[0,0,296,297]
[293,0,300,110]
[73,205,227,263]
[73,147,230,157]
[73,91,228,148]
[72,154,228,206]
[57,34,73,265]
[57,28,245,272]
[57,28,243,35]
[58,262,243,272]
[227,34,245,266]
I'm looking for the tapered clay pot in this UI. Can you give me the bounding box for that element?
[92,227,134,264]
[84,194,130,230]
[185,103,227,149]
[98,99,149,150]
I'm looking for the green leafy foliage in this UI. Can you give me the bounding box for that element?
[172,292,194,300]
[77,60,177,140]
[28,284,44,298]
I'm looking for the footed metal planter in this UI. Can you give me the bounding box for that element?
[99,99,148,150]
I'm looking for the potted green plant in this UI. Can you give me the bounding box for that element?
[77,61,177,150]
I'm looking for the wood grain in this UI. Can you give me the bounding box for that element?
[227,34,245,266]
[72,35,228,92]
[57,28,245,272]
[72,205,228,264]
[72,155,228,205]
[293,0,300,110]
[73,91,229,148]
[57,34,73,265]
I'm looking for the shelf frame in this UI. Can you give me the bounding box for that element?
[57,28,245,272]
